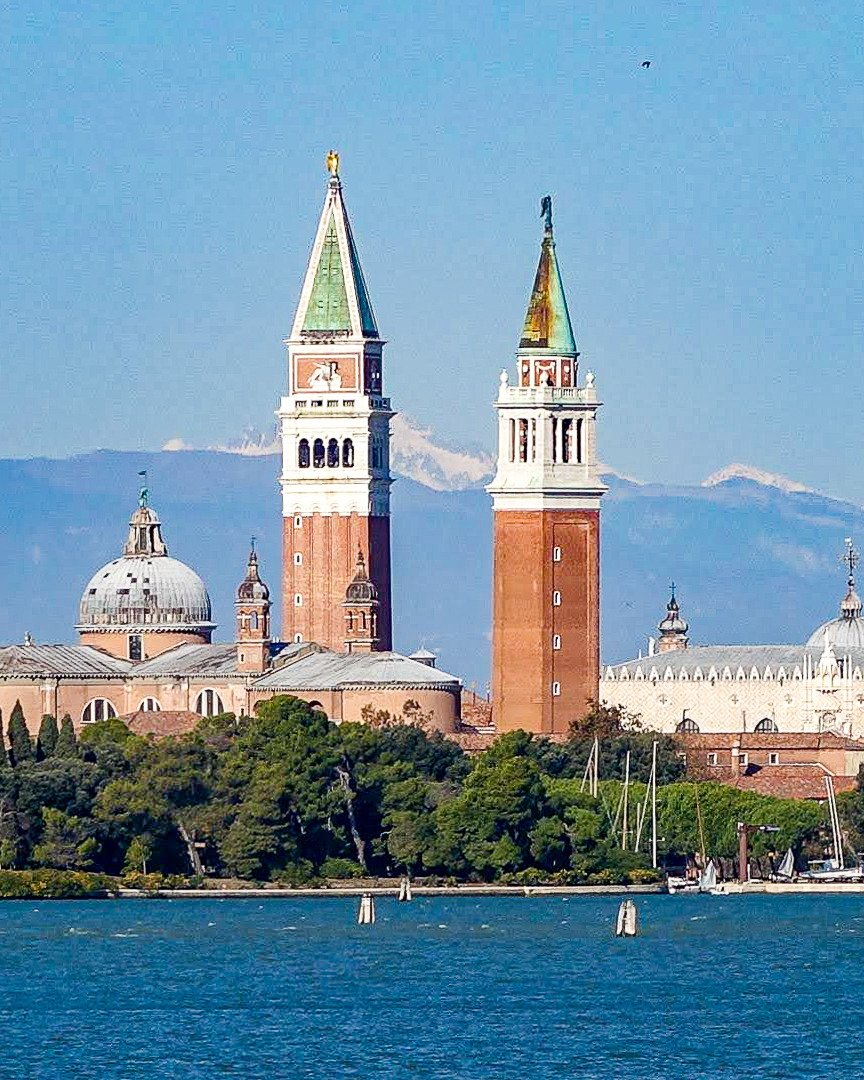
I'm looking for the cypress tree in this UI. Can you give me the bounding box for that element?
[36,714,59,760]
[0,711,7,767]
[54,714,78,758]
[7,701,33,766]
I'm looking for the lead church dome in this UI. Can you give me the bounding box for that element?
[76,498,214,635]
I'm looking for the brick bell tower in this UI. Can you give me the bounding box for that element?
[278,152,393,650]
[488,196,605,734]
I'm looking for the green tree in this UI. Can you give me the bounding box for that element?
[569,699,642,739]
[0,838,16,870]
[36,715,59,760]
[54,715,78,758]
[31,808,98,869]
[123,835,154,875]
[7,702,33,765]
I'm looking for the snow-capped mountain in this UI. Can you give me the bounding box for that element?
[163,416,495,491]
[702,463,815,496]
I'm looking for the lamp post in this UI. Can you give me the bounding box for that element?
[737,822,780,884]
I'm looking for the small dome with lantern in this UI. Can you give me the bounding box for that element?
[344,550,378,604]
[807,540,864,649]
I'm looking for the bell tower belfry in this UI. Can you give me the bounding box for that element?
[488,197,605,734]
[278,153,394,651]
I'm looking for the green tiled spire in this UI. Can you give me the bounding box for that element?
[519,200,577,356]
[345,217,378,337]
[303,212,351,332]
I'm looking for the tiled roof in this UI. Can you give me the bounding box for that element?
[678,732,864,751]
[253,650,461,692]
[605,644,864,680]
[132,643,239,677]
[123,710,201,738]
[0,645,131,678]
[727,765,858,801]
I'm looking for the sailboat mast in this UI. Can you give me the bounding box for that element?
[622,750,630,850]
[651,740,658,870]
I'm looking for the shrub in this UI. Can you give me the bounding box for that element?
[0,869,114,899]
[272,861,317,887]
[320,857,365,880]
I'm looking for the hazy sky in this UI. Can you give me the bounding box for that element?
[2,2,862,496]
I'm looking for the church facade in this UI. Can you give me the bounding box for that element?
[0,497,461,735]
[601,555,864,739]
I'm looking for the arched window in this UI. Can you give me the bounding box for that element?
[138,698,161,713]
[81,699,117,725]
[249,612,258,631]
[195,689,225,718]
[561,419,573,463]
[313,439,325,468]
[676,718,700,734]
[754,717,778,733]
[342,438,354,467]
[518,419,528,463]
[327,438,340,467]
[298,439,310,469]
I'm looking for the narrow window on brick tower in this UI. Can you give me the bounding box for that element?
[551,681,561,696]
[342,438,354,467]
[327,438,339,467]
[313,439,325,468]
[553,591,561,606]
[552,634,561,650]
[561,419,573,463]
[298,439,310,469]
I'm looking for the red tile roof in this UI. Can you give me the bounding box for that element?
[122,711,201,738]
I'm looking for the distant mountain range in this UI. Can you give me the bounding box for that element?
[1,420,859,690]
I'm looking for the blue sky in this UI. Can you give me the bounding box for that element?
[2,2,862,496]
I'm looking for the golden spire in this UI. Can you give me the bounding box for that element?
[326,149,340,177]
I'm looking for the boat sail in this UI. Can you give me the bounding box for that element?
[698,859,718,893]
[775,848,795,880]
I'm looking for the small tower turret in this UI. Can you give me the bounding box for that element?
[343,549,379,654]
[657,583,689,653]
[236,540,271,674]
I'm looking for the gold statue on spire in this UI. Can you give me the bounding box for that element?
[326,149,340,177]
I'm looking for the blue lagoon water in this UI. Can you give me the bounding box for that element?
[1,893,860,1079]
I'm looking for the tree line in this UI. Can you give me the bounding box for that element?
[0,696,848,886]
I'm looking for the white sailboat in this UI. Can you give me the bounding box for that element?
[801,777,864,881]
[775,848,795,880]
